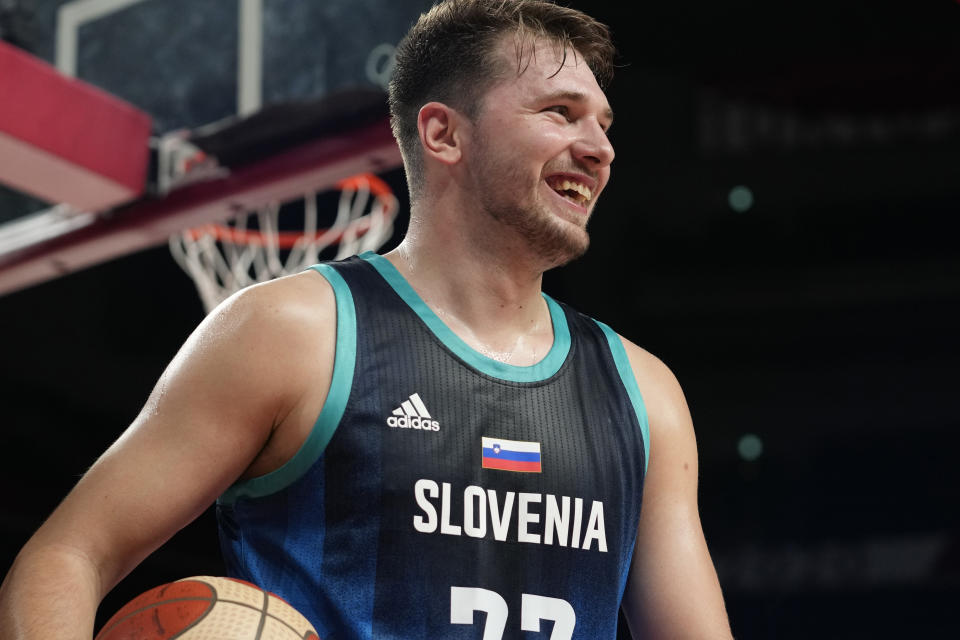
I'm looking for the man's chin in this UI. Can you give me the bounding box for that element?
[538,226,590,269]
[484,201,590,266]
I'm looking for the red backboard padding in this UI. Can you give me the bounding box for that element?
[0,40,152,211]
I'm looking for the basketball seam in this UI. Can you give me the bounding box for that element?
[247,597,318,638]
[100,578,318,639]
[253,586,269,639]
[183,594,318,637]
[97,596,215,639]
[169,581,220,640]
[216,590,318,637]
[264,607,319,638]
[177,595,316,637]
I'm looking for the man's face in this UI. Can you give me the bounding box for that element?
[465,36,615,267]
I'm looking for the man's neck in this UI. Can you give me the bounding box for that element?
[382,209,556,366]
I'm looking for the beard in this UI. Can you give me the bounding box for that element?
[469,134,591,268]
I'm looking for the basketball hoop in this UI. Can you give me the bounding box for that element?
[170,173,398,313]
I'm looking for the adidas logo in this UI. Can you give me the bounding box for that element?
[387,393,440,431]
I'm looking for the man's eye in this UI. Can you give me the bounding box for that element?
[545,105,570,118]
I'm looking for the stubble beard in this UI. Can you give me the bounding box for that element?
[471,136,591,269]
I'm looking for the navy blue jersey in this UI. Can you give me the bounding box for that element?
[217,252,649,639]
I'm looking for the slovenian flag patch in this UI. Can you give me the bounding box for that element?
[481,436,542,473]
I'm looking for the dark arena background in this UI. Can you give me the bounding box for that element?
[2,1,959,638]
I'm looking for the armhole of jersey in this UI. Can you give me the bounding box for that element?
[594,320,650,475]
[219,264,356,505]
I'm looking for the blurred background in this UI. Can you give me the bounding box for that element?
[2,0,959,637]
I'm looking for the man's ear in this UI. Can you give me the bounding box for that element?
[417,102,464,165]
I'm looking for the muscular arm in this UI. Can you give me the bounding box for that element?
[0,272,335,639]
[619,339,733,639]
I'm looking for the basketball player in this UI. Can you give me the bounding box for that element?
[0,1,733,638]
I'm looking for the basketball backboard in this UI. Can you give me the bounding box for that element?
[0,0,432,295]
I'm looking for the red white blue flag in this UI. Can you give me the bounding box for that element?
[481,436,542,473]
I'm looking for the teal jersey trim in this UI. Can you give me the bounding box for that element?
[360,252,570,383]
[594,320,650,475]
[219,264,357,504]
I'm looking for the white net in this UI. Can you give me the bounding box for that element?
[169,173,398,313]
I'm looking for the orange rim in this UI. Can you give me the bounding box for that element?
[183,173,394,249]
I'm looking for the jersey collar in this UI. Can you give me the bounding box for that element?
[360,252,570,383]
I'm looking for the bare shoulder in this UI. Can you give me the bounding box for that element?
[613,340,733,638]
[1,269,344,596]
[207,268,335,340]
[192,269,340,478]
[151,268,339,463]
[615,335,690,430]
[190,269,336,379]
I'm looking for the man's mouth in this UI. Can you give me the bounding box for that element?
[545,175,594,207]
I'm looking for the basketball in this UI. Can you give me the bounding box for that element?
[94,576,319,640]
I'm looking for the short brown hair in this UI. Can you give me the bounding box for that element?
[388,0,615,199]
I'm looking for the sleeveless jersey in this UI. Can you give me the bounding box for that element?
[217,252,649,639]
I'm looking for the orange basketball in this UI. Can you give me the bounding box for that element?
[94,576,320,640]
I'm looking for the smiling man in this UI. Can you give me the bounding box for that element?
[0,1,732,639]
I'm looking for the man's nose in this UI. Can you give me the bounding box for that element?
[572,119,615,169]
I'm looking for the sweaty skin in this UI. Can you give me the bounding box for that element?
[0,34,732,640]
[387,36,732,638]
